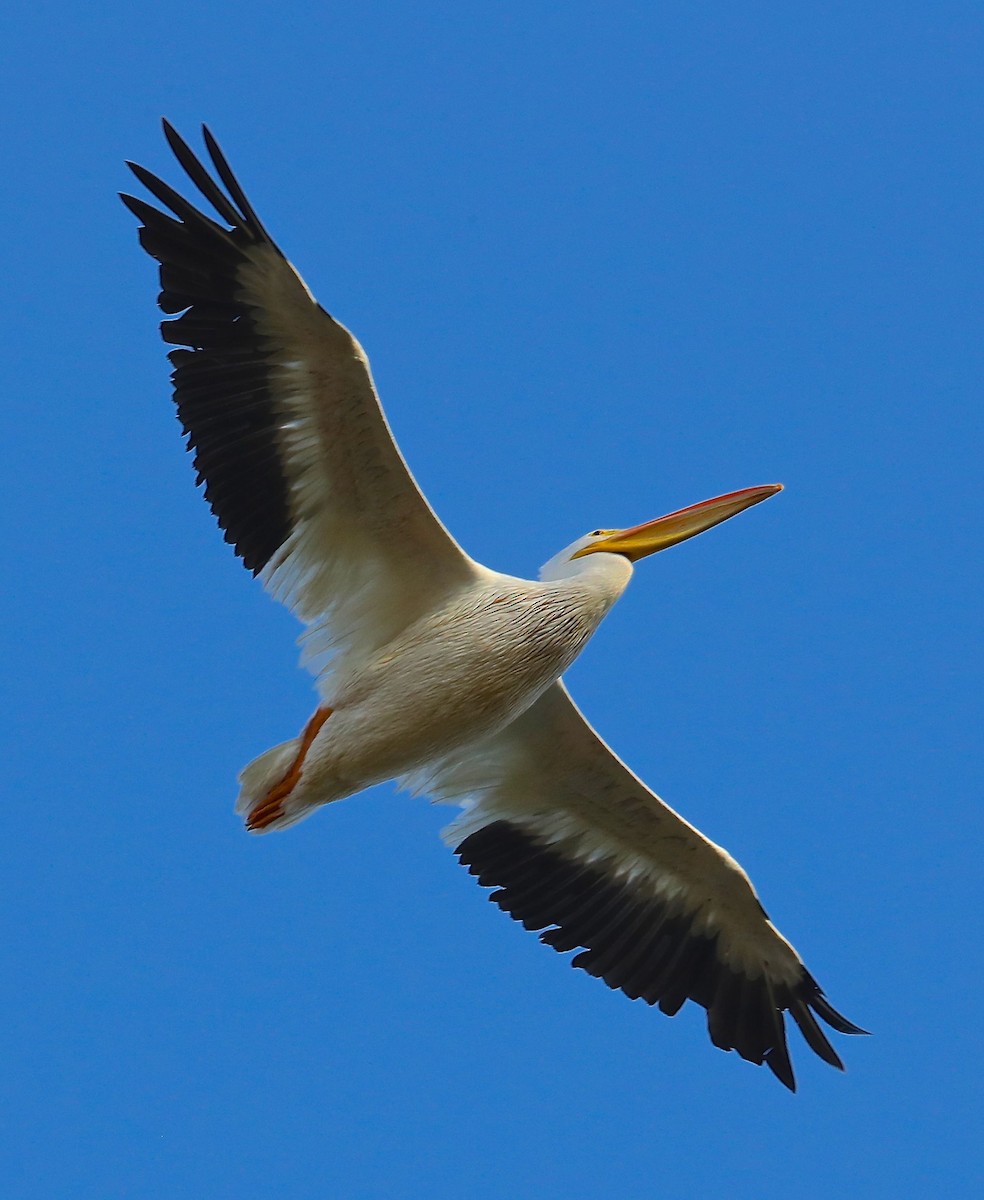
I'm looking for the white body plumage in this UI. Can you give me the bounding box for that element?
[240,551,633,825]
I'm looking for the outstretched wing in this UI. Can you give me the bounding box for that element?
[122,122,480,686]
[412,682,865,1091]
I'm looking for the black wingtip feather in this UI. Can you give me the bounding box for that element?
[161,120,246,229]
[200,124,275,243]
[763,978,797,1091]
[805,977,870,1036]
[765,1046,797,1092]
[789,999,844,1070]
[120,191,152,221]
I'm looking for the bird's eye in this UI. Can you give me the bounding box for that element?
[590,530,604,537]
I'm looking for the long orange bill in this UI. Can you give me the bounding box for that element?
[574,483,783,562]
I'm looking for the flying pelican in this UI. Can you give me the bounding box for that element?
[122,122,865,1091]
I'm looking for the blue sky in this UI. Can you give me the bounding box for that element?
[2,2,981,1196]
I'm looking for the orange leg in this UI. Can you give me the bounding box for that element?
[246,706,333,831]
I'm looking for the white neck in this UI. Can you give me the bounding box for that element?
[540,548,633,605]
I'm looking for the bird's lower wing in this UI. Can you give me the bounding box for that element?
[122,123,480,685]
[410,681,865,1091]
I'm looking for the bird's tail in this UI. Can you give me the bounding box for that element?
[235,706,336,832]
[235,736,316,833]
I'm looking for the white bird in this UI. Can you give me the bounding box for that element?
[122,121,866,1091]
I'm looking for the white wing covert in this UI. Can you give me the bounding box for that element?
[417,682,865,1091]
[122,122,479,686]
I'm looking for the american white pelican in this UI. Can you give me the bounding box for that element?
[122,122,866,1091]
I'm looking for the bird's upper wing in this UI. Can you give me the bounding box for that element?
[122,122,481,686]
[410,681,865,1091]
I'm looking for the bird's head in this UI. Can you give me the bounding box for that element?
[540,484,783,581]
